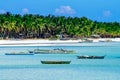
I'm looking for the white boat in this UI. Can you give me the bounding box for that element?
[29,48,75,54]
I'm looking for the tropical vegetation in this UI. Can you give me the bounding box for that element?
[0,12,120,39]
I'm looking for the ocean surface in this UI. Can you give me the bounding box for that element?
[0,42,120,80]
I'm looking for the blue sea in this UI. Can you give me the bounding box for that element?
[0,42,120,80]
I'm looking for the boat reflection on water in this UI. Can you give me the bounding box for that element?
[77,55,106,59]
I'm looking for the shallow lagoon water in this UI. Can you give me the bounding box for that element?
[0,42,120,80]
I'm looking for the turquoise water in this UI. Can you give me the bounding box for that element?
[0,42,120,80]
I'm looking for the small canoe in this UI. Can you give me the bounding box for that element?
[5,52,34,55]
[41,61,71,64]
[77,55,105,59]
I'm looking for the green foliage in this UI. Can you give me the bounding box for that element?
[0,12,120,39]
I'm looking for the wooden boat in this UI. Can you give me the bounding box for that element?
[77,55,105,59]
[5,52,34,55]
[29,48,75,54]
[99,40,112,42]
[41,61,71,64]
[79,38,93,43]
[29,49,49,54]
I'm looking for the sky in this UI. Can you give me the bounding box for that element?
[0,0,120,22]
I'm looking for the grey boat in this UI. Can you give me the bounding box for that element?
[5,52,34,55]
[29,48,75,54]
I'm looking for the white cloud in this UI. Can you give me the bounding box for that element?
[103,10,111,17]
[55,6,75,14]
[0,9,6,14]
[22,8,29,14]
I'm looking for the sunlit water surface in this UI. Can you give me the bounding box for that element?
[0,42,120,80]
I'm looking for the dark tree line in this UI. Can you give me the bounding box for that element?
[0,12,120,39]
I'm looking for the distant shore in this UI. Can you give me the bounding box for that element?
[0,38,120,46]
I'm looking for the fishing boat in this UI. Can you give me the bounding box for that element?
[77,55,106,59]
[41,61,71,64]
[29,49,50,54]
[29,48,75,54]
[5,52,34,55]
[99,39,112,42]
[79,38,93,43]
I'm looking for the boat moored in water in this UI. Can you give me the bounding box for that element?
[29,48,75,54]
[77,55,106,59]
[41,61,71,64]
[79,38,93,43]
[5,52,34,55]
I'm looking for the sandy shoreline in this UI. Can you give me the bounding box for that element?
[0,38,120,46]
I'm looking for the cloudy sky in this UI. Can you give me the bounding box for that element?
[0,0,120,22]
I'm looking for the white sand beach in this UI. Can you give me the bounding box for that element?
[0,38,120,46]
[0,39,79,46]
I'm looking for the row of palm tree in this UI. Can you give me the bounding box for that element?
[0,12,120,39]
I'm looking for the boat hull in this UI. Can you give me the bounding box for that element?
[5,53,34,55]
[41,61,71,64]
[29,49,75,54]
[77,56,105,59]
